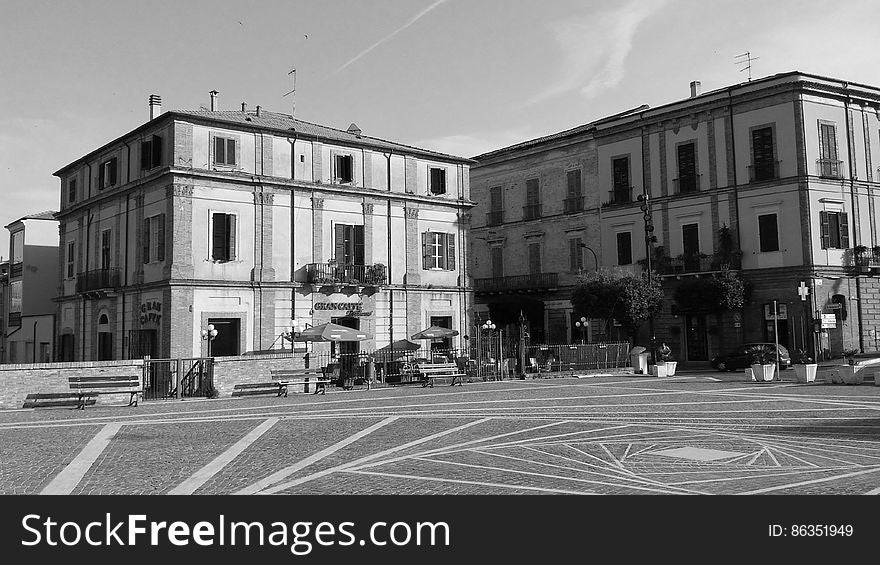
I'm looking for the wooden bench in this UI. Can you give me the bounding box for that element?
[67,375,142,410]
[233,370,330,398]
[415,362,466,388]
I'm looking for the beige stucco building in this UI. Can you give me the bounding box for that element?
[471,72,880,361]
[54,94,474,361]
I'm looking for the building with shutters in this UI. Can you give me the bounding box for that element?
[53,93,474,361]
[2,212,59,363]
[470,72,880,361]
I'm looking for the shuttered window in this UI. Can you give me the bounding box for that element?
[567,170,582,199]
[616,232,633,265]
[141,135,163,170]
[751,127,775,181]
[528,243,541,274]
[491,247,503,278]
[211,213,236,261]
[66,241,75,279]
[612,157,630,190]
[68,178,77,204]
[214,136,237,166]
[677,142,697,193]
[569,238,583,271]
[819,211,849,249]
[101,230,112,270]
[429,167,447,195]
[334,224,365,265]
[144,214,166,263]
[758,214,779,252]
[335,154,353,183]
[99,158,118,189]
[682,224,700,256]
[489,186,503,211]
[421,232,456,270]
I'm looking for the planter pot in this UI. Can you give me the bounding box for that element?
[750,363,776,382]
[828,368,844,384]
[874,370,880,386]
[665,361,677,376]
[840,365,864,385]
[649,364,668,377]
[793,363,818,383]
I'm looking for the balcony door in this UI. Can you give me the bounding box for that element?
[334,224,365,266]
[685,314,708,361]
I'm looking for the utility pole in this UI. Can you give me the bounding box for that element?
[637,187,657,364]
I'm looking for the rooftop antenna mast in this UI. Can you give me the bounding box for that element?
[283,68,297,116]
[734,52,759,82]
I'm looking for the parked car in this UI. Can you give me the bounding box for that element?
[710,343,791,372]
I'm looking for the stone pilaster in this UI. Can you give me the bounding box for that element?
[706,116,717,190]
[312,143,323,183]
[658,129,668,197]
[251,190,275,281]
[312,197,324,262]
[404,206,420,285]
[405,157,418,194]
[168,285,194,359]
[363,202,374,266]
[168,184,194,280]
[173,122,194,168]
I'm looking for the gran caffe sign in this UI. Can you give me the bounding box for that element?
[313,301,372,317]
[140,300,162,325]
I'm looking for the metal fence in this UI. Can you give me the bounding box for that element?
[523,342,631,374]
[142,357,214,400]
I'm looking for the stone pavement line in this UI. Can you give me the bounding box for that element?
[235,416,401,495]
[40,422,123,495]
[344,469,594,495]
[168,417,280,495]
[737,465,880,495]
[864,486,880,495]
[256,418,493,495]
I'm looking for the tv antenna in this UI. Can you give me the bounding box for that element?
[735,52,759,82]
[283,68,297,116]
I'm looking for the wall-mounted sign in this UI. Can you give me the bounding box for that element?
[140,300,162,325]
[764,303,787,320]
[314,302,362,311]
[821,314,837,329]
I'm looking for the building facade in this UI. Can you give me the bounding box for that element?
[54,94,474,361]
[3,212,59,363]
[471,72,880,361]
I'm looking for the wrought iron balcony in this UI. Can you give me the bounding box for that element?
[653,253,742,275]
[673,175,700,194]
[603,187,633,207]
[305,263,387,286]
[486,210,504,226]
[10,262,22,278]
[522,204,542,220]
[564,196,584,213]
[748,160,781,182]
[76,268,120,293]
[817,159,843,179]
[474,272,558,294]
[852,250,880,274]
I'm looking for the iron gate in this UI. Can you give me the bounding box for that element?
[142,357,215,400]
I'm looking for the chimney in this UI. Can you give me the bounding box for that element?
[149,94,162,120]
[690,80,702,98]
[209,90,219,111]
[255,105,262,117]
[347,123,362,137]
[241,102,247,112]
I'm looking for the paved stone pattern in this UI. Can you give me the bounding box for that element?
[1,372,880,495]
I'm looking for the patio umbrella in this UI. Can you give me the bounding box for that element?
[411,326,459,340]
[293,322,370,342]
[372,339,422,362]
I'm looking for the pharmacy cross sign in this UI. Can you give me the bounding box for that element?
[798,281,810,301]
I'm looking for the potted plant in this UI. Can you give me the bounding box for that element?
[791,349,817,383]
[840,348,864,385]
[747,344,776,382]
[854,245,870,273]
[657,342,676,376]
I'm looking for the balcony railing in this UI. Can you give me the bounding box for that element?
[474,272,558,293]
[852,251,880,273]
[522,204,542,220]
[76,268,120,293]
[7,312,21,328]
[748,160,781,182]
[673,175,700,194]
[305,263,387,286]
[604,187,633,207]
[10,262,22,278]
[817,159,843,179]
[564,196,584,213]
[486,210,504,226]
[653,253,742,275]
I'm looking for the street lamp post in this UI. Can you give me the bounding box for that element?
[637,188,658,365]
[481,319,497,379]
[575,316,588,344]
[517,311,528,379]
[200,323,219,358]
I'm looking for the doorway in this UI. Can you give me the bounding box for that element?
[332,316,360,375]
[430,316,453,356]
[685,314,708,361]
[207,318,241,357]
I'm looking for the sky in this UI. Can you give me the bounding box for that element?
[2,0,880,256]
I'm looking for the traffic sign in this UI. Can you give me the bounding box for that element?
[821,314,836,328]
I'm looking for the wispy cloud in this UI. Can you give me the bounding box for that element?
[333,0,448,75]
[414,128,541,159]
[525,0,669,105]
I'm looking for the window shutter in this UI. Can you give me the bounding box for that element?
[212,214,223,260]
[422,232,430,270]
[141,141,151,170]
[109,158,117,185]
[153,135,162,167]
[334,224,346,263]
[214,137,223,165]
[446,233,456,270]
[98,163,105,188]
[227,214,236,260]
[143,218,151,263]
[227,139,236,166]
[567,170,581,198]
[840,212,850,248]
[354,225,365,265]
[819,211,830,249]
[157,214,166,262]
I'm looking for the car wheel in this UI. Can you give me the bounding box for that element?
[716,361,727,372]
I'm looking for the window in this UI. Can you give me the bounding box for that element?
[569,237,584,271]
[101,229,112,270]
[676,142,697,193]
[143,214,166,263]
[211,213,237,261]
[565,169,583,212]
[66,241,75,279]
[39,342,50,363]
[758,214,779,252]
[11,230,23,263]
[422,232,456,270]
[141,135,163,170]
[528,242,541,274]
[68,178,77,204]
[334,154,353,184]
[820,211,849,249]
[99,157,118,189]
[617,232,633,265]
[818,122,841,178]
[612,157,630,202]
[429,167,447,195]
[213,136,237,167]
[682,223,700,256]
[524,179,541,220]
[751,126,776,181]
[334,224,365,265]
[487,186,504,225]
[491,246,503,278]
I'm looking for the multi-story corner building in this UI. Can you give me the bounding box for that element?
[471,72,880,361]
[3,212,59,363]
[54,93,474,361]
[0,259,9,362]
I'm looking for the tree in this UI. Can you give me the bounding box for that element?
[673,268,749,313]
[571,269,664,341]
